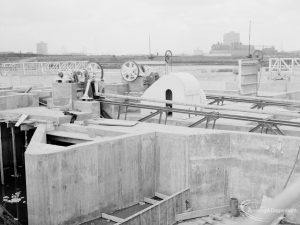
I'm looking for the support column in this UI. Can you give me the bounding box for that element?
[11,126,18,177]
[0,123,4,184]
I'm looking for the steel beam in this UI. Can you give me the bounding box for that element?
[138,110,161,122]
[97,99,300,132]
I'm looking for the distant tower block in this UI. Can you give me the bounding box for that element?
[141,72,207,118]
[223,31,240,45]
[36,41,48,55]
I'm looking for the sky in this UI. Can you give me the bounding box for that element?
[0,0,299,55]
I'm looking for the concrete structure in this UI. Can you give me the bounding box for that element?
[2,62,300,224]
[24,120,300,224]
[223,31,240,45]
[49,83,78,109]
[238,59,259,95]
[141,72,207,118]
[36,41,48,55]
[0,90,38,110]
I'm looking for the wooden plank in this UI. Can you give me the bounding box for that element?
[88,119,138,127]
[155,192,169,200]
[175,205,230,222]
[120,188,189,225]
[20,124,34,131]
[15,114,28,127]
[102,213,125,223]
[144,197,160,205]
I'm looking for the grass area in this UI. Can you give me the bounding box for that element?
[0,53,271,68]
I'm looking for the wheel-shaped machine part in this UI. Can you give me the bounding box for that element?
[86,62,104,81]
[121,61,140,82]
[81,62,104,101]
[252,50,263,61]
[165,50,173,63]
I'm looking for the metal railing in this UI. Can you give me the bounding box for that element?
[0,61,89,76]
[269,58,300,79]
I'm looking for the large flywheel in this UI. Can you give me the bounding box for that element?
[81,62,104,100]
[164,50,172,63]
[252,50,263,62]
[86,62,104,81]
[121,61,140,82]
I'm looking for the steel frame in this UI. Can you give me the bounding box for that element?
[97,99,300,135]
[206,94,300,111]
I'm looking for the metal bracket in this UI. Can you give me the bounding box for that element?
[63,111,78,123]
[208,97,224,106]
[251,100,266,110]
[189,112,220,129]
[249,120,284,135]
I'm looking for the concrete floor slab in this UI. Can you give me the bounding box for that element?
[0,106,94,124]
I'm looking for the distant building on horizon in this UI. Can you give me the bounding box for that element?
[223,31,240,45]
[193,48,204,56]
[210,31,254,57]
[36,41,48,55]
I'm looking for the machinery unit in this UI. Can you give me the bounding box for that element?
[54,61,104,100]
[120,50,173,92]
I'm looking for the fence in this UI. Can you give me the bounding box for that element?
[0,61,89,76]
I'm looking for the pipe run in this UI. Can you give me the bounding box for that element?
[99,93,300,118]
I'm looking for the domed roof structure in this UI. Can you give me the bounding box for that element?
[141,72,207,118]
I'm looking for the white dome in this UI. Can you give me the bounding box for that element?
[141,72,207,118]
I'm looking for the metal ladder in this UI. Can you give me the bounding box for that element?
[0,204,22,225]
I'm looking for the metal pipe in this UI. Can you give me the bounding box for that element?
[11,126,18,178]
[124,106,128,120]
[98,99,300,128]
[158,110,162,124]
[117,105,121,119]
[100,93,300,118]
[206,94,300,108]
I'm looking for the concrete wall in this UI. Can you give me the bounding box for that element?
[258,81,300,93]
[229,132,300,222]
[26,131,156,225]
[155,131,231,210]
[271,90,300,101]
[155,133,189,195]
[25,123,300,224]
[0,74,55,87]
[0,93,38,110]
[154,130,300,222]
[102,83,129,117]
